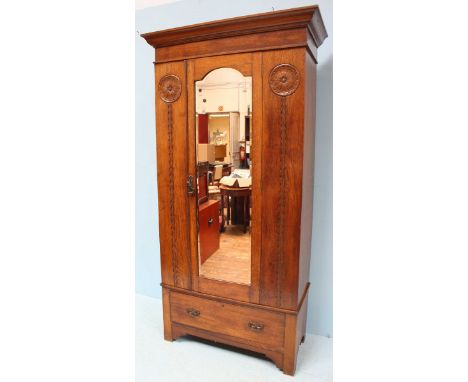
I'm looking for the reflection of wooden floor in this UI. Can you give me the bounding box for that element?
[200,225,251,285]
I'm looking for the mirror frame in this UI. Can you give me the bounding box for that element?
[187,53,263,303]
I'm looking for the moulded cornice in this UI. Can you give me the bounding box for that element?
[141,5,328,50]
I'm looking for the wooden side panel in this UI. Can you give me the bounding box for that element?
[162,287,173,341]
[282,290,308,376]
[298,52,317,299]
[297,291,308,347]
[259,49,305,310]
[155,61,192,289]
[283,313,298,375]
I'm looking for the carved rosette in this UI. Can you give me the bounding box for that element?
[269,64,300,96]
[158,74,182,103]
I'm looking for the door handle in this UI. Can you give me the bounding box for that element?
[187,175,195,195]
[208,218,213,226]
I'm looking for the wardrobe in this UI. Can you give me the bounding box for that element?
[142,5,327,375]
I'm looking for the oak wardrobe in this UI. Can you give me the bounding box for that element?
[142,5,327,376]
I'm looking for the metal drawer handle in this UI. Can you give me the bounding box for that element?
[248,321,264,332]
[186,308,200,318]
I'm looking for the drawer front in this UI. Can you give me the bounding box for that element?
[170,292,285,349]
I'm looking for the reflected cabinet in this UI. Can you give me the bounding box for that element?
[142,5,327,375]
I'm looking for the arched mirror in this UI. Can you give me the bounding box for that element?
[195,68,253,285]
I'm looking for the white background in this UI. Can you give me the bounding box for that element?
[1,1,468,381]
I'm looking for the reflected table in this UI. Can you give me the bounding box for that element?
[219,185,251,233]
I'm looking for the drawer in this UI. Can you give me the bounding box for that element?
[170,291,285,349]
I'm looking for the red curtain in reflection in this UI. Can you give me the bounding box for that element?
[198,114,208,144]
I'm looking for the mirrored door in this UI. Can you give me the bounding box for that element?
[194,68,253,286]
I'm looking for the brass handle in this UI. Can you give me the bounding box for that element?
[187,175,195,195]
[248,321,264,332]
[186,308,200,317]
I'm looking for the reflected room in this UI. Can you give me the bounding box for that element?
[195,68,252,285]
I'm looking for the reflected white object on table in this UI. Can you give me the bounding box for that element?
[219,168,251,187]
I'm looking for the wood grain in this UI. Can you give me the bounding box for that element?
[141,5,327,49]
[198,276,250,303]
[186,59,200,292]
[155,61,192,289]
[171,323,284,371]
[170,291,285,350]
[192,52,253,80]
[162,284,300,315]
[145,6,328,375]
[283,313,297,375]
[259,48,305,310]
[250,51,263,304]
[298,51,317,300]
[282,285,309,375]
[155,28,306,63]
[162,287,173,341]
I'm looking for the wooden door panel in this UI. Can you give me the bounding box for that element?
[155,61,192,290]
[259,48,305,310]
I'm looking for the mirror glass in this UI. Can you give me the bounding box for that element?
[195,68,252,285]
